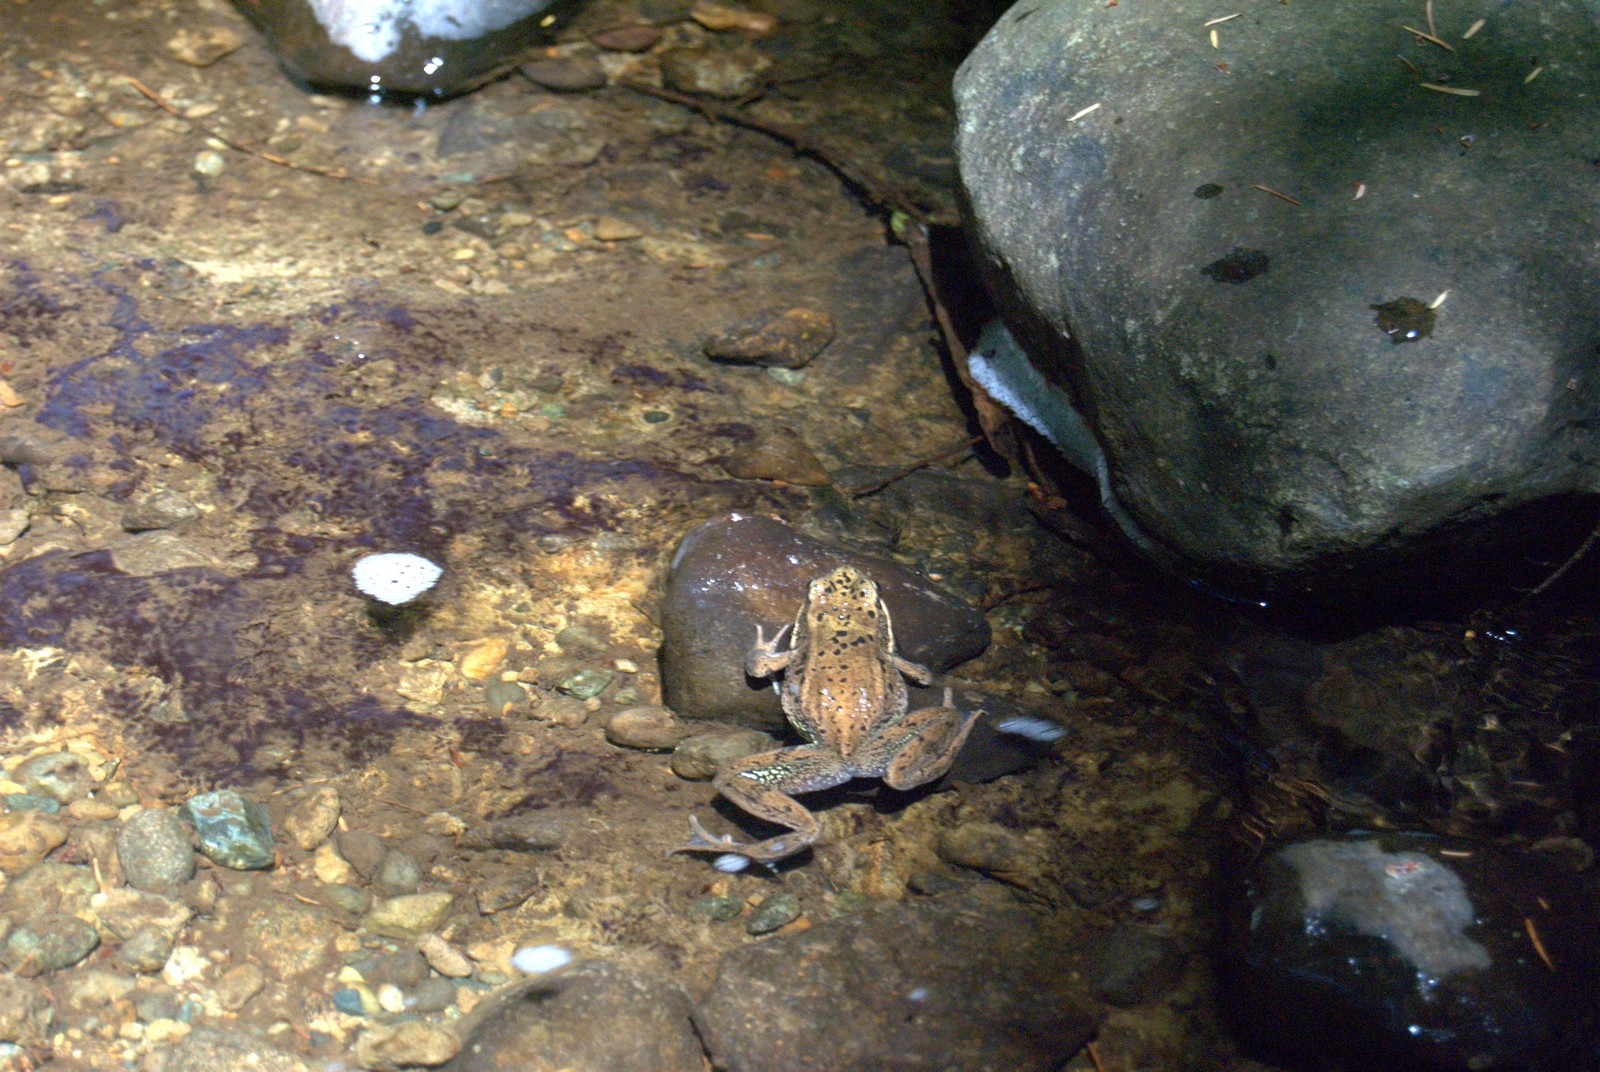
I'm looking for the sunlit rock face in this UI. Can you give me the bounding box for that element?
[235,0,559,97]
[955,1,1600,601]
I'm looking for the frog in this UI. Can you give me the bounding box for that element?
[679,564,982,868]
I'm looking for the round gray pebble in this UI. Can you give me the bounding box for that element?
[116,808,197,891]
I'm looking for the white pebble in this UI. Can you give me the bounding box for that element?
[713,853,751,873]
[994,715,1066,742]
[511,944,572,974]
[351,552,442,605]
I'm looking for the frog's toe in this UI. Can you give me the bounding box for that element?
[681,815,741,852]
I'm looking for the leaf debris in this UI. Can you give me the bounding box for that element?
[1402,24,1456,52]
[1252,184,1301,206]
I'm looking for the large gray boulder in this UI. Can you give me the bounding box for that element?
[956,2,1600,595]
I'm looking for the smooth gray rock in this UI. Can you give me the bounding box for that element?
[695,895,1100,1072]
[955,2,1600,593]
[116,807,197,891]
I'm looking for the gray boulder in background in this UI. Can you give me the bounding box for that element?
[955,1,1600,596]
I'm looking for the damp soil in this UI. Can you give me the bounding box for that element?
[1,3,1598,1072]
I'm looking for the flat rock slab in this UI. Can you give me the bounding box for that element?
[695,895,1101,1072]
[956,1,1600,592]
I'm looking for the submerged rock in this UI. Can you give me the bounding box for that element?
[1221,832,1600,1070]
[442,961,701,1072]
[695,895,1099,1072]
[236,0,560,98]
[955,1,1600,598]
[185,790,274,870]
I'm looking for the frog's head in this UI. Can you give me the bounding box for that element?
[807,565,880,617]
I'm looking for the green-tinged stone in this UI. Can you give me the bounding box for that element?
[688,894,744,922]
[557,668,615,700]
[746,892,801,935]
[184,790,275,870]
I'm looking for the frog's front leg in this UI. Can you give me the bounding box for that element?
[679,744,851,864]
[745,622,793,679]
[873,690,983,791]
[891,653,933,686]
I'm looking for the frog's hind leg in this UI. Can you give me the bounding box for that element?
[679,745,850,864]
[875,691,983,791]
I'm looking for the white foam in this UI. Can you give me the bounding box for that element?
[310,0,552,63]
[511,944,572,974]
[351,552,442,604]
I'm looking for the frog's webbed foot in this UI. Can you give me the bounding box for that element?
[677,814,816,867]
[745,622,793,678]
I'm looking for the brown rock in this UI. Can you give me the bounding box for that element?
[670,730,780,781]
[721,426,830,486]
[442,961,701,1072]
[164,26,244,67]
[518,56,608,92]
[589,24,664,52]
[659,45,772,100]
[605,705,695,751]
[695,896,1100,1072]
[704,306,834,368]
[0,811,67,875]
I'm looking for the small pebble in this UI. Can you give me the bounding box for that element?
[117,807,197,890]
[373,848,424,896]
[215,962,265,1011]
[363,892,454,940]
[746,892,801,934]
[671,730,779,781]
[14,751,96,804]
[164,26,243,67]
[704,306,835,368]
[337,830,388,880]
[659,44,772,99]
[121,489,200,532]
[605,705,694,750]
[116,926,176,974]
[354,1020,461,1071]
[2,913,100,976]
[688,893,745,921]
[281,786,341,851]
[588,24,663,51]
[185,790,274,870]
[557,668,615,699]
[418,934,474,978]
[721,426,831,486]
[193,150,225,177]
[0,810,69,874]
[408,976,458,1014]
[936,822,1031,874]
[518,56,607,91]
